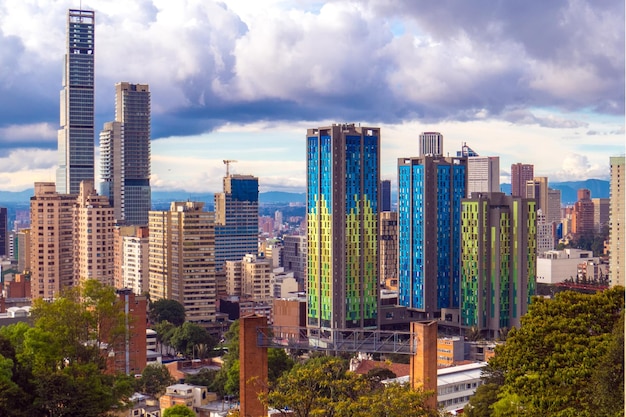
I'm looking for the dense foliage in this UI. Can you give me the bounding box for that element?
[263,356,438,417]
[162,404,195,417]
[465,287,624,417]
[0,281,135,417]
[149,299,186,326]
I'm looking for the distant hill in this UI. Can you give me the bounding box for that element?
[1,179,609,207]
[259,191,306,204]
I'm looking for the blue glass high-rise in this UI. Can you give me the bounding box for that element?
[398,155,466,319]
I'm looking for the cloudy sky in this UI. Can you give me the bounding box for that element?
[0,0,623,193]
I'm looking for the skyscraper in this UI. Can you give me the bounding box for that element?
[57,9,95,195]
[380,180,391,212]
[571,189,594,237]
[460,192,536,337]
[419,132,443,157]
[214,174,259,271]
[101,82,151,225]
[398,155,467,318]
[510,163,534,197]
[307,124,379,335]
[609,156,624,287]
[0,207,7,257]
[379,211,398,289]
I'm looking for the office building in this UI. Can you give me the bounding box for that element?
[214,174,259,271]
[547,188,562,225]
[609,156,625,287]
[536,209,554,255]
[57,9,95,194]
[467,156,500,196]
[571,189,594,237]
[16,229,30,273]
[537,249,596,285]
[148,202,218,324]
[29,183,77,299]
[419,132,443,157]
[460,192,536,336]
[592,198,610,231]
[380,180,392,212]
[510,163,534,198]
[379,211,398,289]
[100,83,151,226]
[307,124,379,334]
[398,155,467,318]
[525,177,549,215]
[73,180,114,286]
[282,235,307,288]
[0,207,6,257]
[458,143,499,196]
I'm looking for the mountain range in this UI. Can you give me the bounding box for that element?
[0,179,610,206]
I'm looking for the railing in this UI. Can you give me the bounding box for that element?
[255,326,417,354]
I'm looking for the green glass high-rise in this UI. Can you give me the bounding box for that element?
[306,124,379,338]
[461,192,536,337]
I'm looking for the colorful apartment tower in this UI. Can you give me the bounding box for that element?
[306,124,379,335]
[397,155,467,318]
[460,192,536,337]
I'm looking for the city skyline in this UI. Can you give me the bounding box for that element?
[0,1,623,193]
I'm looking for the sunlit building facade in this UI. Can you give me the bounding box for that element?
[306,124,379,335]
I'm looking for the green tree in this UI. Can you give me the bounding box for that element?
[339,382,438,417]
[484,287,624,416]
[163,404,195,417]
[170,322,216,357]
[149,299,186,326]
[365,367,396,389]
[138,363,175,397]
[184,368,219,390]
[589,311,624,416]
[464,383,500,417]
[267,347,294,386]
[264,356,436,417]
[0,281,135,416]
[153,320,176,355]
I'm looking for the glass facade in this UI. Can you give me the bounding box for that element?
[397,156,466,316]
[307,125,379,333]
[57,9,95,194]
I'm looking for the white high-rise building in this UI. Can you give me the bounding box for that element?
[419,132,443,157]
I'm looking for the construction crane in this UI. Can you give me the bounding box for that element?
[223,159,238,176]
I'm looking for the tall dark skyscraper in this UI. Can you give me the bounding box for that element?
[307,124,379,337]
[101,82,151,225]
[380,179,391,212]
[0,207,7,257]
[57,9,95,195]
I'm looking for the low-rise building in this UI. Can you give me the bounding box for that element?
[537,248,596,284]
